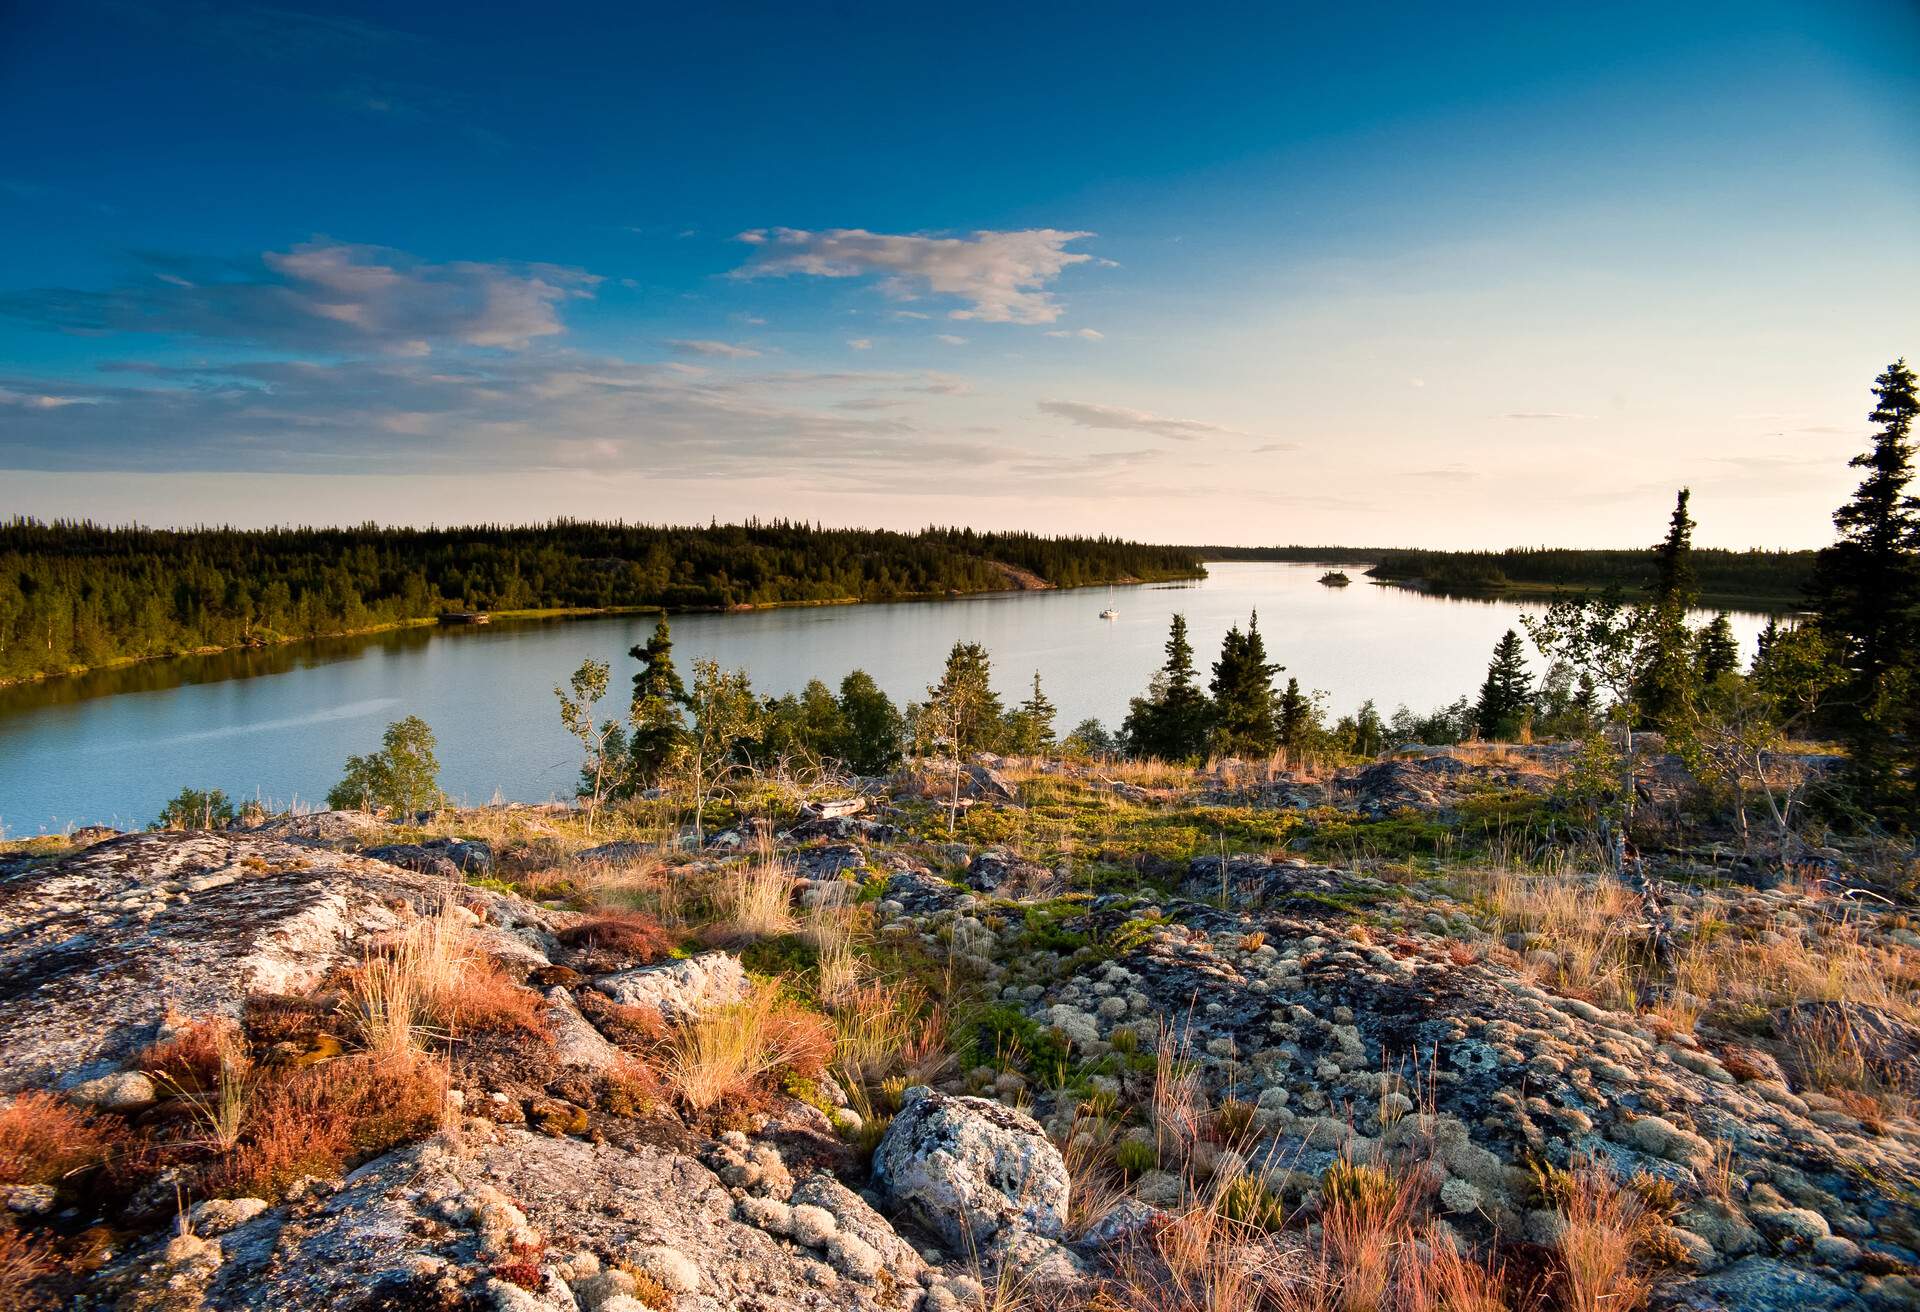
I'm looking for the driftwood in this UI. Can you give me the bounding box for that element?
[801,797,869,821]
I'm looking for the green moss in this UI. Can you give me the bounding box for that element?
[741,934,817,978]
[963,1003,1070,1077]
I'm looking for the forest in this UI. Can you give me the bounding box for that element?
[1187,543,1815,604]
[0,520,1203,684]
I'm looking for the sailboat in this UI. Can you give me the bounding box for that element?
[1099,583,1118,620]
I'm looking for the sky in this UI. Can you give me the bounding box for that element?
[1,0,1916,549]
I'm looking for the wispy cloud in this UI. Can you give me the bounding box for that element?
[1037,398,1248,442]
[847,338,874,351]
[935,334,968,346]
[733,227,1097,324]
[0,241,597,354]
[1501,411,1593,421]
[665,338,760,359]
[1044,327,1104,340]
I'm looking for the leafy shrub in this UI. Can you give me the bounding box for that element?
[154,787,236,831]
[325,716,442,815]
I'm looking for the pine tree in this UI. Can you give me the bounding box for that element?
[1474,629,1534,740]
[628,618,690,785]
[1638,488,1699,727]
[1809,358,1920,817]
[1121,614,1212,760]
[1008,670,1058,754]
[1208,611,1280,758]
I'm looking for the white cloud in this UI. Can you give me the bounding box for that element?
[1044,327,1104,340]
[1037,399,1249,442]
[0,388,96,408]
[847,338,874,350]
[935,334,968,346]
[665,338,761,359]
[1501,411,1593,421]
[1,241,598,353]
[732,227,1096,324]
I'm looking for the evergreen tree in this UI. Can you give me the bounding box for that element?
[1638,488,1699,727]
[1276,677,1315,752]
[1695,614,1739,685]
[835,670,904,775]
[1474,629,1535,740]
[925,641,1004,755]
[1007,670,1058,754]
[1208,611,1280,758]
[1121,614,1212,760]
[627,618,689,785]
[1809,358,1920,817]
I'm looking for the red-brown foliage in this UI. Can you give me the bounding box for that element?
[207,1052,445,1199]
[558,911,675,962]
[0,1094,127,1189]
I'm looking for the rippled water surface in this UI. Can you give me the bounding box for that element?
[0,563,1767,832]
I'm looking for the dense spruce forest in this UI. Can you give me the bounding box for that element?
[0,520,1203,684]
[1363,546,1815,604]
[1187,544,1815,604]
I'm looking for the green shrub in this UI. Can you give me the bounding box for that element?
[1112,1139,1156,1176]
[154,787,236,831]
[1217,1175,1287,1231]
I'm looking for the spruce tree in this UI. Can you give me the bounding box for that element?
[628,618,690,785]
[835,670,904,775]
[1277,677,1314,752]
[1208,611,1280,758]
[1121,614,1212,759]
[1009,670,1058,754]
[1474,629,1534,740]
[1695,613,1739,684]
[1809,358,1920,817]
[926,641,1005,754]
[1638,488,1699,727]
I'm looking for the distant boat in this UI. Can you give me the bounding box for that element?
[1318,571,1351,587]
[438,610,492,625]
[1100,607,1119,620]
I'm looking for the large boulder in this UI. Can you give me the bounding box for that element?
[0,831,558,1091]
[872,1087,1069,1256]
[593,952,749,1024]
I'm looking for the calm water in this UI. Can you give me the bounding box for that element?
[0,563,1768,833]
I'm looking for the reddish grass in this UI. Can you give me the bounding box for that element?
[0,1094,127,1188]
[446,956,552,1039]
[0,1226,49,1312]
[206,1052,445,1199]
[559,911,675,962]
[139,1016,242,1090]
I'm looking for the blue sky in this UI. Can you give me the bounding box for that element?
[1,0,1916,546]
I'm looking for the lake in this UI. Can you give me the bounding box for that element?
[0,562,1768,833]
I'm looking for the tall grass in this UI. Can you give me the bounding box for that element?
[665,984,832,1112]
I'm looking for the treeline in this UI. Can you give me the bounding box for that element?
[0,520,1203,683]
[1365,547,1815,603]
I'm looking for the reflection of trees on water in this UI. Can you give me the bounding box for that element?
[0,625,457,715]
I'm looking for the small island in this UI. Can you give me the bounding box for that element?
[1318,570,1351,587]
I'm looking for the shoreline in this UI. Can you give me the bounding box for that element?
[0,570,1205,690]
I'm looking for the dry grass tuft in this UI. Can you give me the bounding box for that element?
[1554,1160,1654,1312]
[0,1226,50,1312]
[665,984,833,1113]
[345,906,548,1059]
[712,847,799,941]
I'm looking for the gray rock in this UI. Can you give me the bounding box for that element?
[1665,1256,1867,1312]
[872,1086,1069,1255]
[594,952,749,1024]
[0,830,559,1093]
